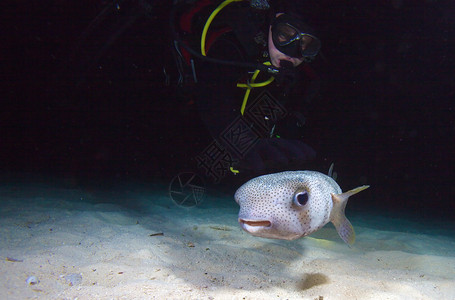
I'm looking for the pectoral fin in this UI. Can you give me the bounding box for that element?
[331,185,370,246]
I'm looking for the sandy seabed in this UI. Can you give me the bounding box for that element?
[1,183,454,300]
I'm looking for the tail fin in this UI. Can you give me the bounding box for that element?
[331,185,370,246]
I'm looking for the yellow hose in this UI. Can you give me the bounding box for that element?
[200,1,276,116]
[201,0,244,56]
[238,62,275,115]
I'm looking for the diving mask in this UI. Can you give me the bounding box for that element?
[271,14,321,59]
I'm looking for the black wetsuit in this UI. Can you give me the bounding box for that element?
[187,1,318,174]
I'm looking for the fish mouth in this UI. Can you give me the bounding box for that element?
[239,219,272,228]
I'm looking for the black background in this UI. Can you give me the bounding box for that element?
[2,0,454,219]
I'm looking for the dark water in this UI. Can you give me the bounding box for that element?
[2,0,454,223]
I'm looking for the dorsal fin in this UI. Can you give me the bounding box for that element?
[328,163,337,181]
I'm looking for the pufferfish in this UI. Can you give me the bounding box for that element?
[234,170,369,245]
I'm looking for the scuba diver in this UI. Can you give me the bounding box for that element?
[62,0,325,183]
[172,0,323,180]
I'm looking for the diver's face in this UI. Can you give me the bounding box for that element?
[268,14,305,68]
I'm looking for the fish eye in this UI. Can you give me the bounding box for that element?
[293,191,309,206]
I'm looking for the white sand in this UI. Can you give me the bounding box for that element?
[1,183,454,300]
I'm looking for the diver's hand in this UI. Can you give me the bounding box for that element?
[239,138,316,173]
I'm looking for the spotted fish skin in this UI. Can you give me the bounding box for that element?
[234,171,369,245]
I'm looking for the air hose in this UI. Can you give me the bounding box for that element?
[170,0,279,74]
